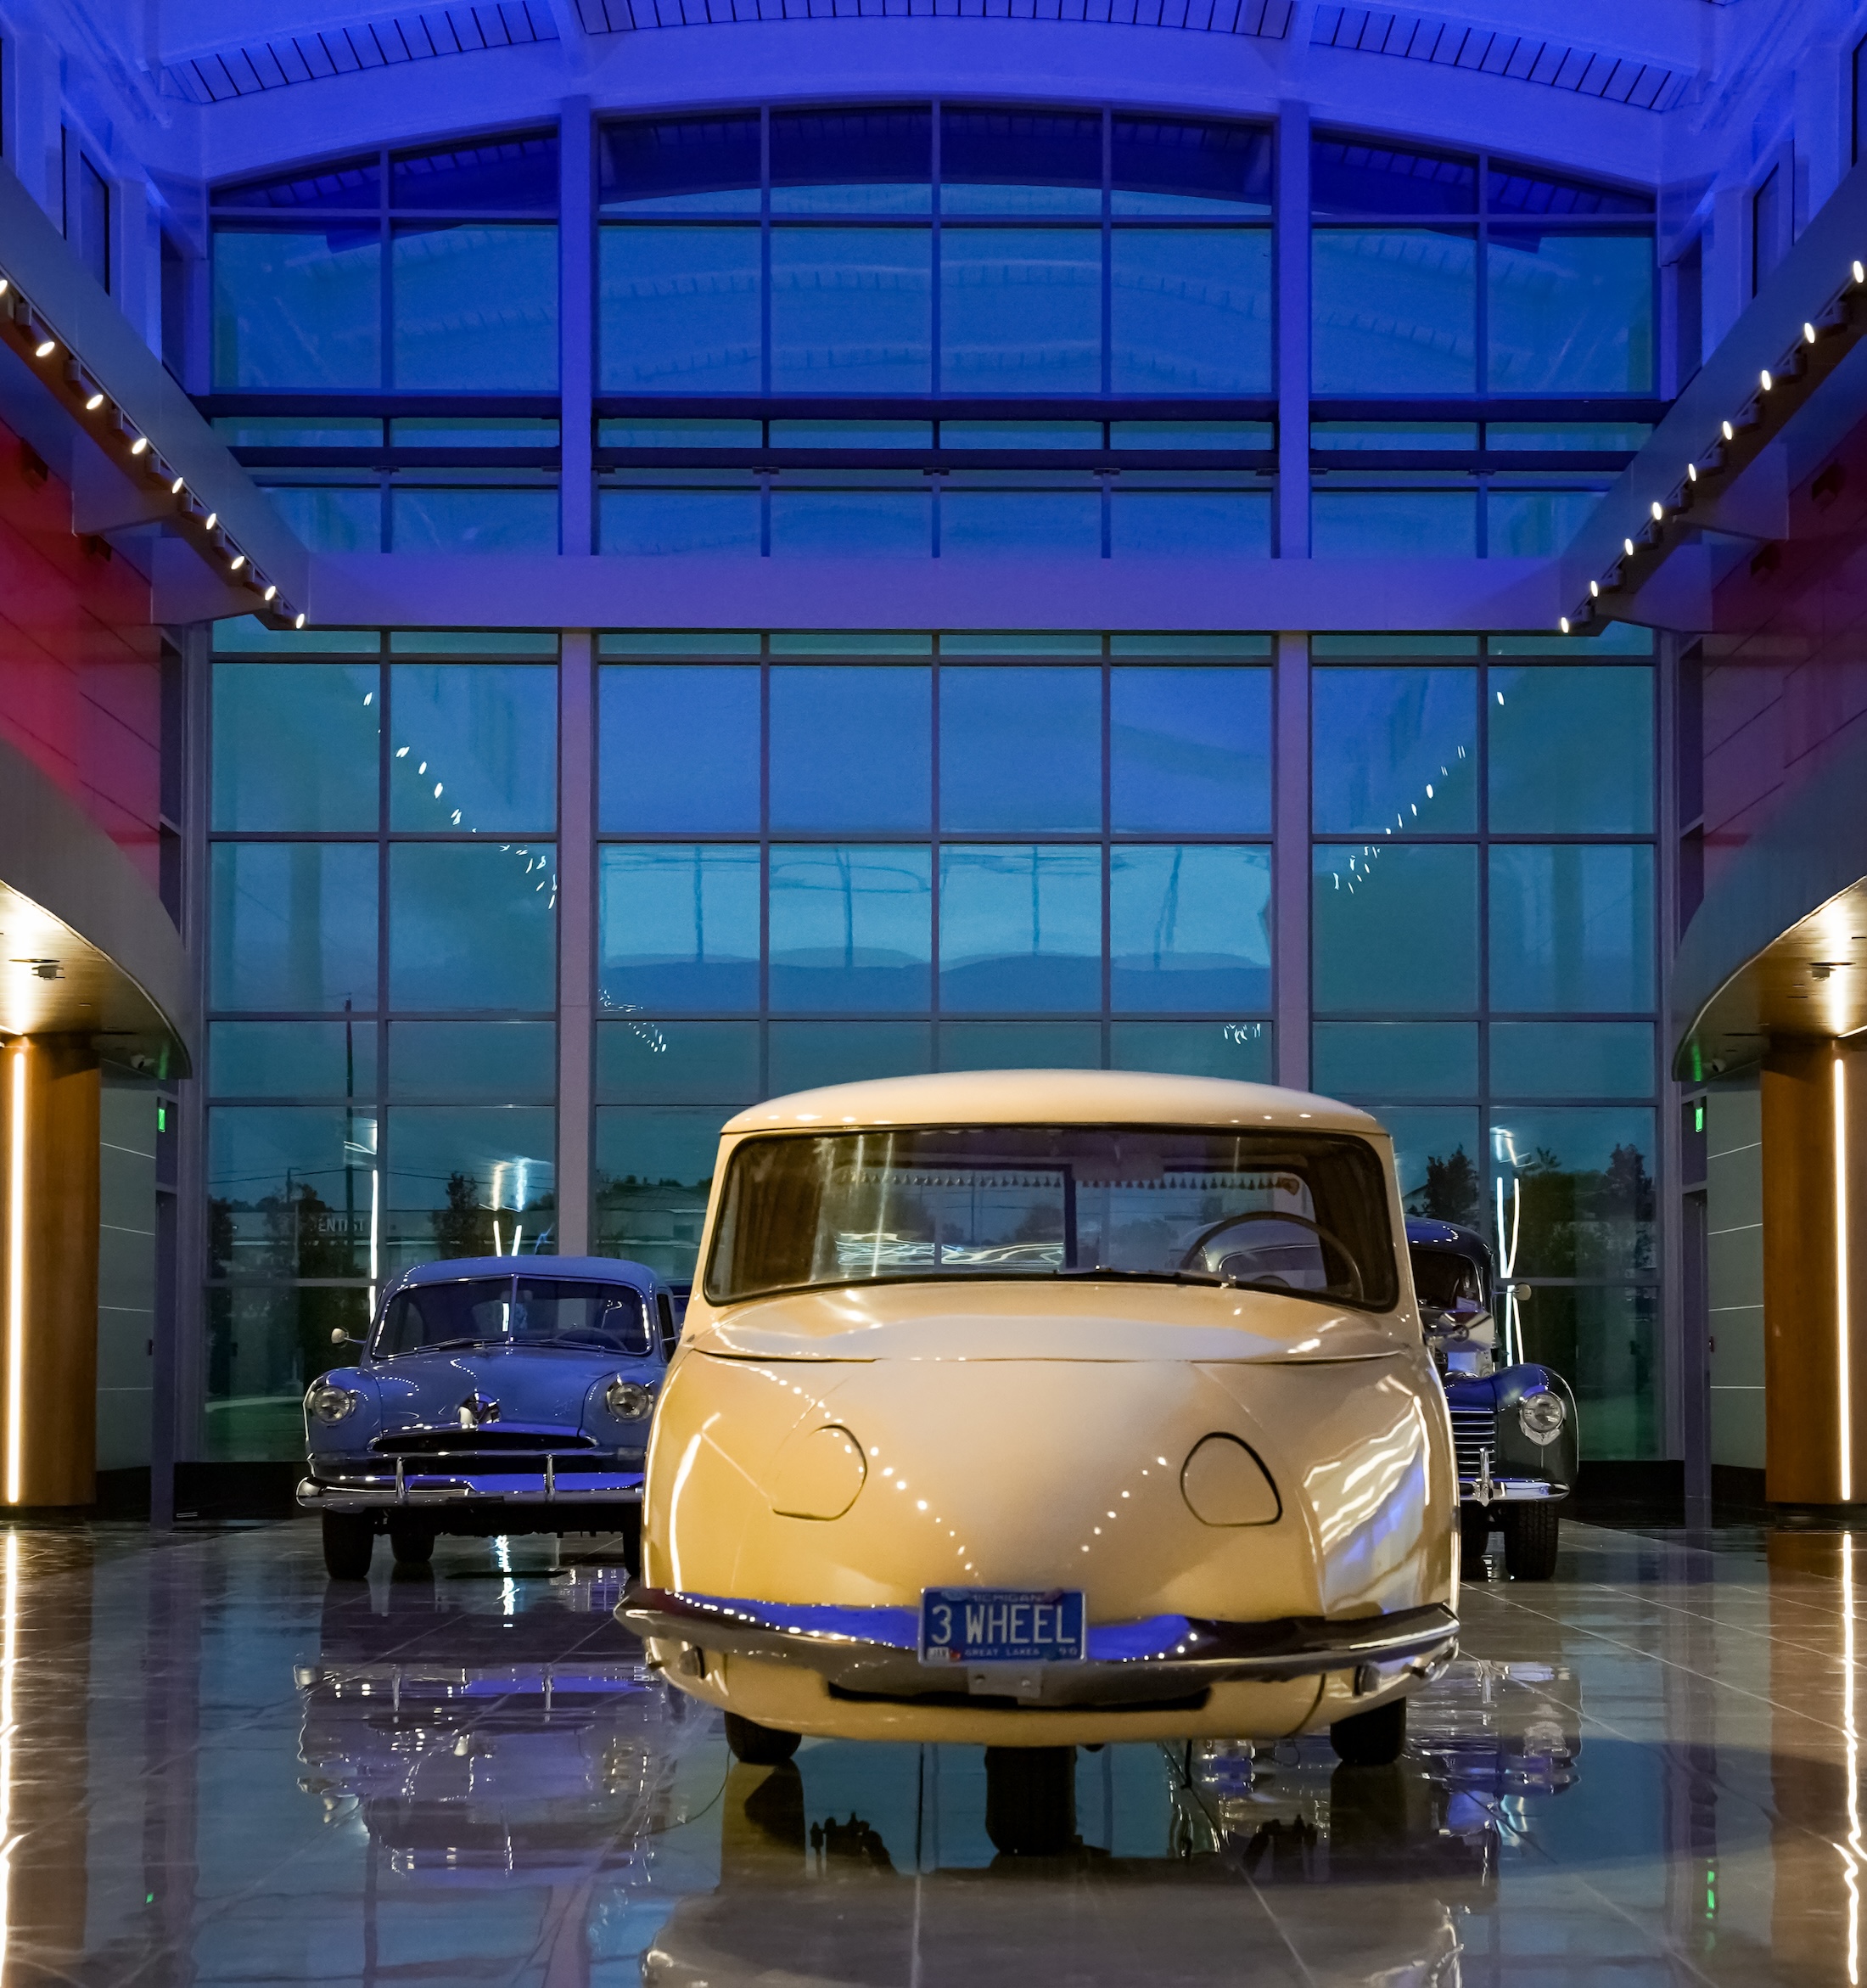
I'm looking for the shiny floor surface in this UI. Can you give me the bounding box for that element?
[2,1518,1863,1985]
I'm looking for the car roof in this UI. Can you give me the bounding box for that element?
[391,1255,660,1290]
[1404,1217,1494,1266]
[721,1069,1384,1137]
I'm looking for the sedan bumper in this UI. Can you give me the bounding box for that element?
[298,1465,644,1513]
[1459,1476,1566,1505]
[617,1586,1458,1710]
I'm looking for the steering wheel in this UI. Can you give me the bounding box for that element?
[1177,1209,1365,1304]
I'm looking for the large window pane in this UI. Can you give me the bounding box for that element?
[597,1020,762,1103]
[940,491,1102,558]
[1110,845,1270,1012]
[1312,230,1477,393]
[389,844,558,1013]
[599,227,761,392]
[1489,845,1654,1013]
[594,1107,726,1278]
[391,133,558,213]
[212,664,378,833]
[1488,231,1653,393]
[389,487,559,553]
[600,489,761,555]
[212,227,381,389]
[1111,230,1270,392]
[771,107,931,215]
[385,1105,556,1271]
[1312,667,1477,834]
[770,491,932,558]
[390,665,556,833]
[1311,138,1477,216]
[940,668,1101,832]
[1491,1020,1654,1099]
[771,228,930,392]
[1311,491,1476,558]
[1312,844,1479,1014]
[391,226,558,390]
[210,1020,377,1099]
[387,1021,557,1100]
[1386,1108,1483,1224]
[1112,118,1271,216]
[1111,667,1270,834]
[1312,1021,1478,1100]
[1489,666,1654,833]
[207,1106,378,1279]
[206,1286,372,1461]
[768,845,932,1012]
[939,845,1101,1012]
[769,1020,934,1093]
[599,115,761,215]
[210,844,377,1014]
[1486,490,1600,558]
[940,230,1101,390]
[600,665,760,833]
[597,845,760,1012]
[771,667,931,832]
[940,109,1101,216]
[1110,1020,1272,1081]
[1517,1285,1659,1459]
[1108,492,1271,558]
[262,485,382,553]
[938,1021,1102,1069]
[1490,1105,1656,1279]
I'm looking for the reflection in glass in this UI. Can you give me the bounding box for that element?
[599,227,761,391]
[207,1106,378,1281]
[939,108,1102,215]
[389,844,558,1013]
[1519,1284,1659,1458]
[390,665,558,832]
[1485,490,1601,558]
[1312,1021,1479,1100]
[770,106,931,214]
[1112,117,1272,215]
[937,1020,1102,1070]
[770,490,932,558]
[1488,232,1653,392]
[1110,231,1271,391]
[1110,1020,1271,1080]
[210,843,378,1014]
[940,491,1102,559]
[385,1105,556,1268]
[210,1020,377,1099]
[390,132,558,212]
[768,845,933,1012]
[1110,845,1270,1012]
[1489,845,1655,1013]
[1111,668,1271,834]
[770,1020,933,1092]
[598,845,760,1012]
[1489,667,1653,833]
[263,484,383,552]
[598,115,761,213]
[940,669,1101,831]
[387,1021,557,1100]
[1311,491,1476,558]
[599,488,761,556]
[1490,1021,1655,1099]
[212,664,379,832]
[1490,1105,1656,1279]
[1312,844,1479,1014]
[1311,138,1477,216]
[1312,667,1477,834]
[771,668,931,832]
[599,1020,763,1104]
[206,1285,373,1461]
[212,228,381,389]
[771,229,930,392]
[939,845,1102,1012]
[1108,493,1272,559]
[1312,230,1477,392]
[601,666,760,833]
[389,486,558,553]
[594,1106,726,1279]
[1386,1107,1483,1224]
[390,226,558,389]
[940,231,1101,390]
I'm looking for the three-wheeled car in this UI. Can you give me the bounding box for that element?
[1404,1217,1577,1581]
[300,1254,679,1579]
[622,1069,1460,1804]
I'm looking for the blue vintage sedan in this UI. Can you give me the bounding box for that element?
[297,1255,677,1580]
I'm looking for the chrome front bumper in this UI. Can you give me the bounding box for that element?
[298,1463,644,1513]
[617,1587,1459,1710]
[1459,1475,1567,1507]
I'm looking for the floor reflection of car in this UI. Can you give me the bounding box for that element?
[300,1254,679,1580]
[1405,1219,1578,1582]
[626,1070,1460,1828]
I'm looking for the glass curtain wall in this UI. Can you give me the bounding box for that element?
[204,625,561,1460]
[1310,625,1661,1457]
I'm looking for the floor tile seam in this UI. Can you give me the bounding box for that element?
[1475,1577,1856,1649]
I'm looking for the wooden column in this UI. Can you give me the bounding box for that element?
[1761,1038,1867,1503]
[0,1036,98,1508]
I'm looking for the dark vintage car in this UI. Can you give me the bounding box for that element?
[298,1254,678,1580]
[1404,1218,1577,1581]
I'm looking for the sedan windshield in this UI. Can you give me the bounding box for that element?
[373,1278,652,1358]
[705,1126,1396,1311]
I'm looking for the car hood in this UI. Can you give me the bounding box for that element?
[685,1280,1408,1363]
[369,1347,644,1430]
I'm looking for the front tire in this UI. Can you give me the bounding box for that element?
[1459,1503,1492,1575]
[722,1711,800,1766]
[388,1519,434,1567]
[1503,1502,1561,1581]
[984,1747,1078,1856]
[322,1510,374,1581]
[1330,1694,1406,1766]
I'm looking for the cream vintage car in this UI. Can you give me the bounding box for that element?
[622,1070,1458,1797]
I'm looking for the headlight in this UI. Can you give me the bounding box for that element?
[1518,1390,1566,1445]
[307,1382,361,1426]
[605,1379,656,1422]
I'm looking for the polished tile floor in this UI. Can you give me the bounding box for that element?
[0,1515,1860,1984]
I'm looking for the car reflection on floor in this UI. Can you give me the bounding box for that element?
[294,1549,1583,1988]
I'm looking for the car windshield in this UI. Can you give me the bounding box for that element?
[705,1126,1397,1310]
[1410,1246,1488,1313]
[373,1278,653,1357]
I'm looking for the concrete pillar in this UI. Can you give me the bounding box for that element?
[1761,1038,1867,1503]
[0,1035,100,1508]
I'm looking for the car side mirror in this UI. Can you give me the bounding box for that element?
[330,1328,362,1347]
[1512,1283,1533,1303]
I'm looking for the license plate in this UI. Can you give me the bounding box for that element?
[919,1587,1085,1665]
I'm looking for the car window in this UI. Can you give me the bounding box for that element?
[655,1291,677,1360]
[373,1278,652,1356]
[1410,1246,1485,1311]
[706,1126,1397,1311]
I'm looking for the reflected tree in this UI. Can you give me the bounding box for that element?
[1407,1147,1480,1227]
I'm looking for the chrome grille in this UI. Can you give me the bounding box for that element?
[1449,1406,1495,1478]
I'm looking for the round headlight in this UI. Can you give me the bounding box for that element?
[1518,1389,1567,1445]
[307,1382,361,1426]
[605,1379,656,1422]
